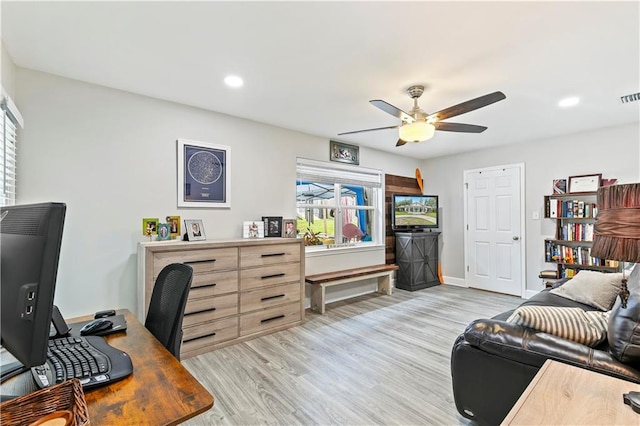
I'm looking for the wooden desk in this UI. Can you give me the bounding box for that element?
[1,309,214,425]
[502,359,640,425]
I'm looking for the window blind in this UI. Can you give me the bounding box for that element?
[296,159,382,188]
[1,102,18,206]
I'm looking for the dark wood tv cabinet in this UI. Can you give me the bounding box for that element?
[395,231,440,291]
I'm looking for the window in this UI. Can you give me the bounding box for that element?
[0,99,18,207]
[296,158,383,250]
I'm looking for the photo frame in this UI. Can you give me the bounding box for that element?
[262,216,283,237]
[157,223,172,241]
[243,221,265,238]
[282,219,297,238]
[166,215,181,238]
[568,173,602,193]
[142,218,159,236]
[177,139,231,208]
[184,219,206,241]
[552,179,567,194]
[330,140,359,165]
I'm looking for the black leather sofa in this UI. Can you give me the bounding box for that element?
[451,266,640,426]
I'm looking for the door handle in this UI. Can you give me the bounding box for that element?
[513,236,520,241]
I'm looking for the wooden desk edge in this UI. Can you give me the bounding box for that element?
[500,359,551,425]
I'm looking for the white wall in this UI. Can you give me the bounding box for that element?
[1,41,16,97]
[421,122,640,294]
[15,68,421,318]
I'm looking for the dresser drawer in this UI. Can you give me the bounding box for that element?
[239,302,301,336]
[153,247,238,277]
[240,244,301,268]
[182,316,239,351]
[190,270,238,295]
[184,292,238,318]
[240,262,301,291]
[240,282,301,313]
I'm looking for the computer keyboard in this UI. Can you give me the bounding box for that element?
[31,335,133,389]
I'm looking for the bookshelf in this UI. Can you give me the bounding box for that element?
[543,191,620,279]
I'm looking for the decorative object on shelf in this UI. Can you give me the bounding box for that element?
[303,228,322,246]
[184,219,206,241]
[166,215,181,238]
[142,218,159,240]
[282,219,297,238]
[177,139,231,208]
[329,140,359,165]
[415,168,424,193]
[602,178,618,187]
[262,216,283,237]
[553,179,567,194]
[592,183,640,308]
[157,223,171,241]
[568,173,602,193]
[243,221,264,238]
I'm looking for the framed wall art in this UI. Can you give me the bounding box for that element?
[568,173,601,193]
[177,139,231,208]
[243,221,265,238]
[552,179,567,194]
[166,215,181,238]
[262,216,283,237]
[330,140,359,165]
[142,218,159,236]
[184,219,206,241]
[282,219,297,238]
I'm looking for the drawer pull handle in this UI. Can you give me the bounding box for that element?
[261,314,285,324]
[261,253,285,258]
[261,294,285,302]
[185,259,216,264]
[261,273,285,280]
[184,332,215,343]
[198,283,217,289]
[187,307,217,315]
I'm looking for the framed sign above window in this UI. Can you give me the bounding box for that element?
[330,140,359,165]
[177,139,231,208]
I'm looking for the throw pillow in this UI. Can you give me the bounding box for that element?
[550,270,623,310]
[608,266,640,363]
[508,305,609,347]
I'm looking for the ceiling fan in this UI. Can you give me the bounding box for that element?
[339,85,506,147]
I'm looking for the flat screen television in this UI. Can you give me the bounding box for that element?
[391,194,439,231]
[0,202,66,382]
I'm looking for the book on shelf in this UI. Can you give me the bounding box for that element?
[539,269,558,279]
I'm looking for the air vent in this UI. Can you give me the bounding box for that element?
[621,92,640,103]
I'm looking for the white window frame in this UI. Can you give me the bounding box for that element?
[296,158,384,253]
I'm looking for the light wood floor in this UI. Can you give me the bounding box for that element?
[182,284,521,425]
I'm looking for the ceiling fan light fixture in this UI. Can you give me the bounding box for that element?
[398,121,435,142]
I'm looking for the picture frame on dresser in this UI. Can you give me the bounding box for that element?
[262,216,283,237]
[177,139,231,208]
[185,219,206,241]
[568,173,601,193]
[157,223,172,241]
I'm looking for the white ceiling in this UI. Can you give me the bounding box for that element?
[2,1,639,159]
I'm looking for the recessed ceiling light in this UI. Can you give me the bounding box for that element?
[224,75,244,88]
[558,97,580,107]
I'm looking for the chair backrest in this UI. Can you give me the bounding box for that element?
[144,263,193,360]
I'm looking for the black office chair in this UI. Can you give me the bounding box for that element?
[144,263,193,360]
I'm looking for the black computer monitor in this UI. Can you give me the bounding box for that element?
[0,202,66,381]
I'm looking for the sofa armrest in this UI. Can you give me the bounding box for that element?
[464,318,640,383]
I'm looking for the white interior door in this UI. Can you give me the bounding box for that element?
[465,165,524,296]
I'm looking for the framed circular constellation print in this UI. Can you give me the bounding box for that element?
[177,139,231,208]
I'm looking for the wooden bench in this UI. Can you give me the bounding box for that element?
[305,264,399,314]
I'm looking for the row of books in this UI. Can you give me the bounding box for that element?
[544,242,604,266]
[557,223,594,241]
[546,199,597,218]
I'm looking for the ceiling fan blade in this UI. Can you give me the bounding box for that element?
[428,91,506,121]
[338,125,399,136]
[370,100,414,123]
[433,122,488,133]
[396,139,408,147]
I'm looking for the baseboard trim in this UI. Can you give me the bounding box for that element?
[524,289,537,299]
[443,276,466,287]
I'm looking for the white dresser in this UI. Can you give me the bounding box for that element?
[138,238,305,359]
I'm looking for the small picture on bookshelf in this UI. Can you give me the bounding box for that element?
[553,179,567,194]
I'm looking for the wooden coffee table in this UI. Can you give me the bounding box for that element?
[502,359,640,425]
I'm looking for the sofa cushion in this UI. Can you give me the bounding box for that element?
[609,266,640,364]
[507,305,609,347]
[550,270,623,310]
